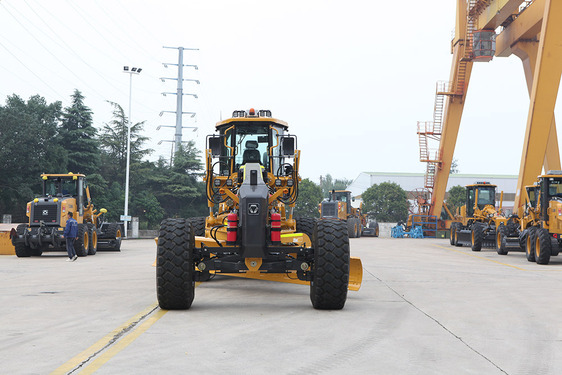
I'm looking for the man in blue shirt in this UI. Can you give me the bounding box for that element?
[63,212,78,262]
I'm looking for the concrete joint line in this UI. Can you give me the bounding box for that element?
[368,269,509,375]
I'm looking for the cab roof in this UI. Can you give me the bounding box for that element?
[41,173,85,179]
[540,170,562,178]
[466,181,496,188]
[215,108,288,129]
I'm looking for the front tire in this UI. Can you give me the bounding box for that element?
[105,223,122,251]
[526,227,537,262]
[310,220,349,310]
[75,224,89,257]
[14,224,32,257]
[471,223,483,252]
[535,228,552,265]
[87,223,97,255]
[496,225,508,255]
[157,218,195,310]
[450,223,457,245]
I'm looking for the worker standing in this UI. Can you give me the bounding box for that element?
[63,212,78,262]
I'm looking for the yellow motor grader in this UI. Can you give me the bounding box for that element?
[319,190,378,238]
[449,182,519,252]
[518,171,562,265]
[156,109,362,310]
[11,173,122,257]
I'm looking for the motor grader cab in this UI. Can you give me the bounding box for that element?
[449,182,516,252]
[11,173,122,257]
[319,190,370,238]
[156,108,362,310]
[520,171,562,265]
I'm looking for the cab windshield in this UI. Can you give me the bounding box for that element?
[332,192,349,202]
[475,187,495,206]
[44,178,77,197]
[220,122,286,174]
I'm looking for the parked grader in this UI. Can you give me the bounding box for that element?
[319,190,378,238]
[517,171,562,264]
[449,182,519,252]
[11,173,122,257]
[156,109,362,310]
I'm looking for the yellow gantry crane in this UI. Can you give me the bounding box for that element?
[418,0,562,221]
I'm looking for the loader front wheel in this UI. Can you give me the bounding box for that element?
[471,223,483,252]
[310,220,349,310]
[535,228,552,265]
[496,225,508,255]
[157,218,195,310]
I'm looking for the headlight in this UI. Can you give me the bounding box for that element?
[226,179,233,187]
[275,179,282,187]
[287,179,294,187]
[214,179,221,187]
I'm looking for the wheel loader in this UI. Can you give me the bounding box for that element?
[518,171,562,265]
[156,108,362,310]
[10,173,122,257]
[449,182,518,252]
[319,190,378,238]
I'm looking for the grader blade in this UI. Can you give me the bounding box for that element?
[217,256,363,291]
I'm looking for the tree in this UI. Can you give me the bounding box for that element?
[362,182,409,222]
[445,185,466,217]
[294,178,323,218]
[98,101,151,186]
[0,94,65,219]
[59,90,101,175]
[319,174,352,198]
[450,158,459,174]
[148,142,207,219]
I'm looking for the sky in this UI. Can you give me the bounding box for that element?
[0,0,557,184]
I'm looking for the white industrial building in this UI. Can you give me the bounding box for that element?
[347,172,518,213]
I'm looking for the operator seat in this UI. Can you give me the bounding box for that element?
[243,140,261,164]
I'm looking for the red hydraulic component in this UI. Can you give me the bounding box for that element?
[271,213,281,244]
[227,213,238,245]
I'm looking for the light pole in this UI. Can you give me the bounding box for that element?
[122,66,142,238]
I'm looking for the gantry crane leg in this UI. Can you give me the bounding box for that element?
[430,0,474,218]
[513,0,562,208]
[513,40,561,173]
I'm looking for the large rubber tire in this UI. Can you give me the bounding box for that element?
[87,223,97,255]
[310,220,349,310]
[157,218,195,310]
[496,224,508,255]
[296,217,316,239]
[105,223,122,251]
[535,228,552,265]
[449,223,457,245]
[14,224,32,257]
[471,223,483,252]
[188,217,206,236]
[356,219,362,238]
[346,219,355,238]
[75,224,89,257]
[526,227,537,262]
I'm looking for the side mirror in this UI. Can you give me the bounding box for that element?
[280,137,295,157]
[208,136,222,157]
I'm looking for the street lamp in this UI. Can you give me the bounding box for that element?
[122,65,141,239]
